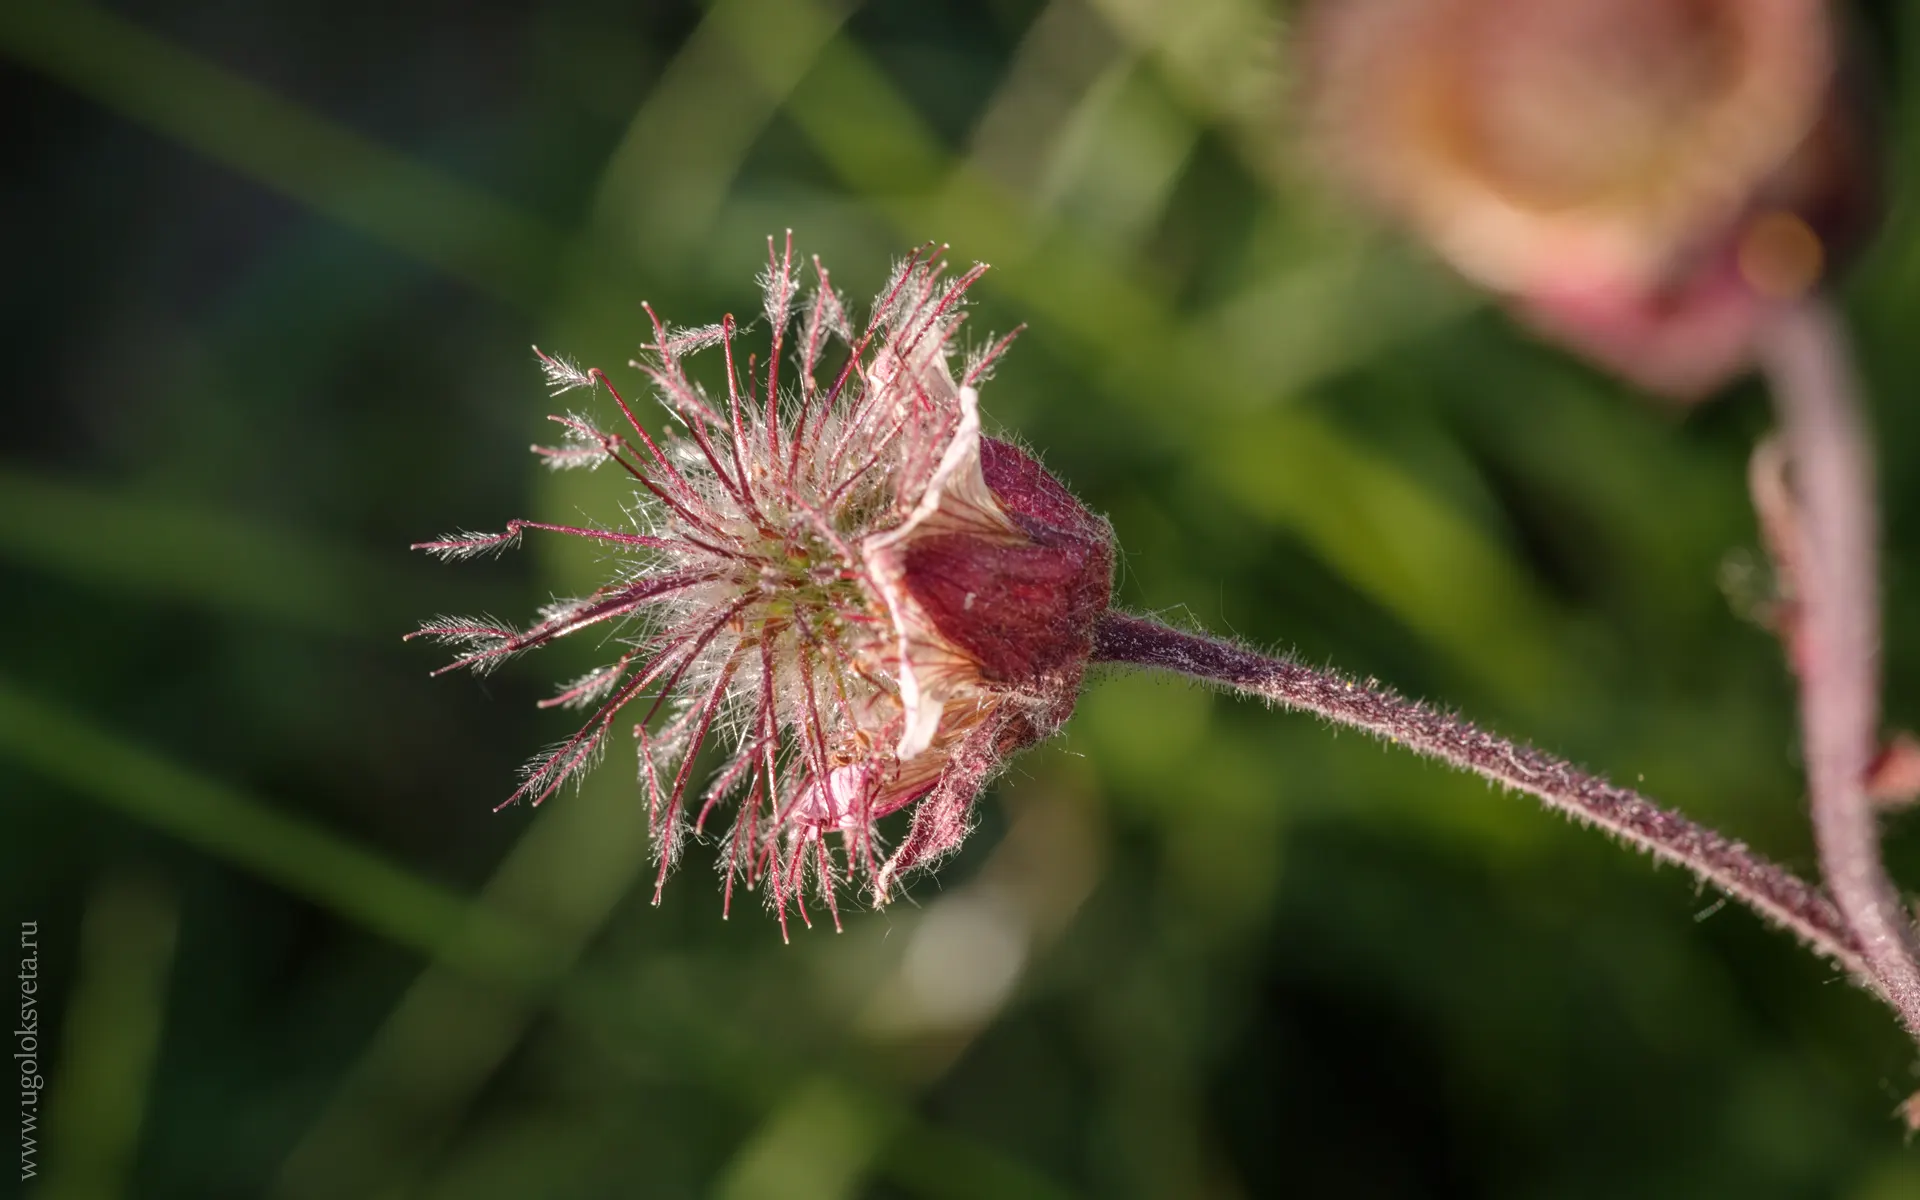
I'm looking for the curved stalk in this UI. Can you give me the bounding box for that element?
[1091,611,1877,994]
[1757,300,1920,1038]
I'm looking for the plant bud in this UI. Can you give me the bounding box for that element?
[1304,0,1877,395]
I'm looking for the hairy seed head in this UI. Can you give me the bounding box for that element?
[411,237,1113,935]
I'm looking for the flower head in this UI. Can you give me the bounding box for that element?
[410,238,1113,934]
[1303,0,1876,396]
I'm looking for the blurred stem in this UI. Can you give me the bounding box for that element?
[1756,300,1920,1040]
[1091,612,1878,994]
[0,0,564,307]
[0,674,565,986]
[40,874,179,1200]
[0,470,412,639]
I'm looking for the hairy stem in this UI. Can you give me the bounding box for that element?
[1091,611,1877,992]
[1757,300,1920,1037]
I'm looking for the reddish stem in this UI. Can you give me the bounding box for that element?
[1757,300,1920,1038]
[1091,612,1878,996]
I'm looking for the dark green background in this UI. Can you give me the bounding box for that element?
[7,1,1920,1196]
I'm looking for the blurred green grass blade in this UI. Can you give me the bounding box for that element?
[717,1075,1075,1200]
[715,1078,898,1200]
[0,470,516,639]
[37,874,179,1200]
[1091,0,1275,116]
[1083,0,1286,173]
[559,969,1086,1200]
[881,1116,1080,1200]
[766,5,1240,409]
[1030,59,1198,249]
[541,0,855,383]
[727,1,948,187]
[0,1,564,308]
[0,675,560,985]
[593,0,854,259]
[0,471,372,636]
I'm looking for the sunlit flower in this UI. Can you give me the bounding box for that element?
[410,238,1113,934]
[1303,0,1875,396]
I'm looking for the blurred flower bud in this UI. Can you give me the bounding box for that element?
[1304,0,1878,396]
[412,240,1113,933]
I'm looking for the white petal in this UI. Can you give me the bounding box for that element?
[897,686,946,760]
